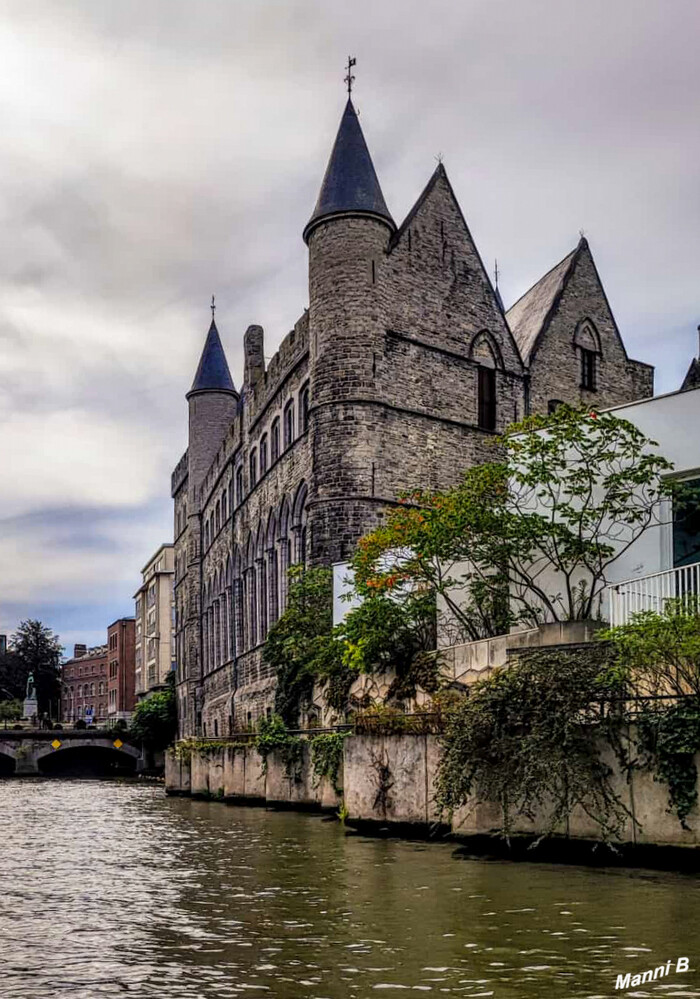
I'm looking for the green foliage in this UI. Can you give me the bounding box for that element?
[602,598,700,698]
[5,619,63,716]
[263,566,341,726]
[604,602,700,825]
[130,675,177,750]
[637,700,700,827]
[255,713,302,778]
[0,700,22,724]
[309,731,348,794]
[353,406,674,639]
[435,645,631,843]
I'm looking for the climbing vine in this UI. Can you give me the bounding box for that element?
[434,644,632,843]
[309,731,348,794]
[255,714,303,780]
[636,700,700,827]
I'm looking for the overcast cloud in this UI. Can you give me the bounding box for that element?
[0,0,698,651]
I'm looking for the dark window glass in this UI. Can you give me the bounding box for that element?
[283,402,294,448]
[300,385,310,432]
[477,366,496,431]
[673,477,700,568]
[260,435,268,475]
[249,449,257,486]
[271,419,280,462]
[581,348,597,390]
[235,467,244,505]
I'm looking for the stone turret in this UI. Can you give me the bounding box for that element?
[186,315,238,503]
[305,99,395,562]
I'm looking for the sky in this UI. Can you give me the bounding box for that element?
[0,0,698,654]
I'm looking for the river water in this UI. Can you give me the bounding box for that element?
[1,780,698,999]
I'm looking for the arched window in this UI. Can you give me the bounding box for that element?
[260,434,268,475]
[204,521,210,549]
[221,490,227,523]
[235,466,244,505]
[90,683,95,696]
[469,332,499,432]
[300,383,310,432]
[249,448,257,487]
[215,500,221,533]
[98,681,104,695]
[271,418,280,462]
[548,399,565,415]
[283,401,295,448]
[574,321,601,392]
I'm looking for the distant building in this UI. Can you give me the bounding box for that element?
[61,644,108,725]
[107,618,136,725]
[134,544,175,699]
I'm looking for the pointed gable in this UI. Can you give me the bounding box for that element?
[303,99,394,243]
[384,163,523,374]
[189,319,237,397]
[506,245,578,364]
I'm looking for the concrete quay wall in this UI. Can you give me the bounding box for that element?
[166,733,700,853]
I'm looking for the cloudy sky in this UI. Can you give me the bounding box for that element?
[0,0,698,653]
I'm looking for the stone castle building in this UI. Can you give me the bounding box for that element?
[171,97,653,738]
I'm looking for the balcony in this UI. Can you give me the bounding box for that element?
[608,563,700,627]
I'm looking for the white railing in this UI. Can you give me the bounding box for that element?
[608,563,700,627]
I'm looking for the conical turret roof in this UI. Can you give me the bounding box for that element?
[303,99,394,243]
[187,318,237,397]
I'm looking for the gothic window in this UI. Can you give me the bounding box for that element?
[283,401,294,448]
[271,418,280,461]
[477,366,496,431]
[260,435,268,475]
[235,466,244,506]
[249,448,257,486]
[221,490,227,523]
[215,601,221,666]
[215,500,221,533]
[228,480,233,514]
[300,383,310,432]
[580,349,596,391]
[260,563,268,639]
[249,569,258,647]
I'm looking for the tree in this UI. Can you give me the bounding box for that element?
[8,620,63,716]
[263,566,341,726]
[130,674,178,751]
[353,406,674,639]
[0,700,22,727]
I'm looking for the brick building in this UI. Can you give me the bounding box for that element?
[107,617,136,725]
[171,95,653,739]
[61,644,108,725]
[134,544,175,699]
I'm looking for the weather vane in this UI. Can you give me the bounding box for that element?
[344,56,356,96]
[211,294,216,320]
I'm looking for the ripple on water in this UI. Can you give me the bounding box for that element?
[0,779,698,998]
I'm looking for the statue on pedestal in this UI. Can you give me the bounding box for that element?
[23,672,38,724]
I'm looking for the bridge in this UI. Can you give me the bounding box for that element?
[0,729,144,776]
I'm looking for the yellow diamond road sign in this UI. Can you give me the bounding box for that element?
[51,739,61,750]
[113,738,123,749]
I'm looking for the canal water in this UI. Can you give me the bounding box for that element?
[1,780,698,999]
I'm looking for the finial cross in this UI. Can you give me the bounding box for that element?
[211,294,216,320]
[344,56,356,95]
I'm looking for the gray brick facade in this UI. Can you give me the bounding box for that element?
[171,101,653,738]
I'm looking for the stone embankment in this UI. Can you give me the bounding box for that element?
[166,731,700,859]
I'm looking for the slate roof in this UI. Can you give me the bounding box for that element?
[506,243,580,364]
[188,319,237,396]
[681,357,700,392]
[303,99,394,243]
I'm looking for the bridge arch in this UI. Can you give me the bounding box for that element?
[36,738,139,777]
[0,749,16,776]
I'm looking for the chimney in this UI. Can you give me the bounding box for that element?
[73,643,87,659]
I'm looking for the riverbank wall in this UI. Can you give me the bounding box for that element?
[166,731,700,854]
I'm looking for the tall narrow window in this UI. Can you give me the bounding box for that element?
[249,448,257,487]
[283,401,294,448]
[477,366,496,431]
[260,435,268,475]
[235,466,244,505]
[271,418,280,462]
[580,348,597,390]
[300,384,310,432]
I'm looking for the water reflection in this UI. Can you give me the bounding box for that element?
[0,779,698,998]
